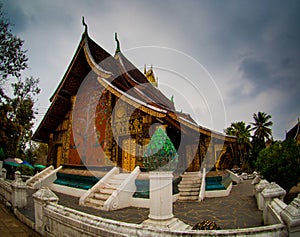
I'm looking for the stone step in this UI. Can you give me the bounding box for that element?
[178,196,198,201]
[178,183,201,188]
[181,175,200,179]
[108,178,124,185]
[99,187,115,194]
[105,183,120,189]
[178,187,200,192]
[183,172,201,176]
[94,192,110,201]
[113,173,129,179]
[88,198,105,207]
[179,191,199,196]
[180,179,201,184]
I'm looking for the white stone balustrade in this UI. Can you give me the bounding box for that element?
[261,182,286,212]
[11,171,27,209]
[255,179,270,210]
[2,168,7,179]
[33,187,59,236]
[281,194,300,237]
[264,198,287,225]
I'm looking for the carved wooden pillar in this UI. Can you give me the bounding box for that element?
[104,92,113,162]
[47,133,54,166]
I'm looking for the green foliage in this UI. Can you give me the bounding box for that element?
[143,127,178,171]
[224,121,252,169]
[251,111,273,142]
[16,164,34,176]
[256,139,300,192]
[0,5,28,83]
[0,6,40,158]
[0,77,40,157]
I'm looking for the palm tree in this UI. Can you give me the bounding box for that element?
[225,121,252,167]
[251,112,273,142]
[250,112,273,165]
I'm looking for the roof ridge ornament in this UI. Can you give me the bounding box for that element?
[115,32,121,54]
[82,16,88,34]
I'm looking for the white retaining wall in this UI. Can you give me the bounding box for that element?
[1,174,300,236]
[43,202,287,237]
[205,182,233,198]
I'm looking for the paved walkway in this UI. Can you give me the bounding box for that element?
[7,180,263,233]
[0,203,40,237]
[55,180,262,229]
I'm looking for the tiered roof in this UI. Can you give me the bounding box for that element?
[32,26,235,143]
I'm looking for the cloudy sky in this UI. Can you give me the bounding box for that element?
[2,0,300,140]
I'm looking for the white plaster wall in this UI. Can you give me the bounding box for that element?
[50,183,86,198]
[205,182,233,198]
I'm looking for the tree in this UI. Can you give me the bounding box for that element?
[0,5,40,158]
[0,4,28,85]
[225,121,252,169]
[250,112,273,165]
[256,139,300,193]
[251,112,273,142]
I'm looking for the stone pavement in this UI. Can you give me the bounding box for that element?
[55,179,262,229]
[6,179,263,233]
[0,202,40,237]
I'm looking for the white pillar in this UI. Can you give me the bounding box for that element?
[33,187,59,235]
[254,179,270,210]
[143,171,190,230]
[261,182,286,210]
[2,168,7,179]
[148,171,174,220]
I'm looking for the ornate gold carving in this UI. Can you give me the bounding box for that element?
[97,77,166,118]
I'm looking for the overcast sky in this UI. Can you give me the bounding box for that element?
[2,0,300,140]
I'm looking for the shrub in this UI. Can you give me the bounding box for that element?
[192,220,220,230]
[256,139,300,193]
[16,164,34,176]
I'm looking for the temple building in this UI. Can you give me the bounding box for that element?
[286,119,300,144]
[32,23,236,172]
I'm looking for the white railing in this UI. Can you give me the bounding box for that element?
[43,202,287,237]
[0,179,12,203]
[26,165,54,186]
[79,166,119,206]
[104,166,140,210]
[226,169,242,184]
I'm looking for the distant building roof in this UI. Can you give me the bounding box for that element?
[286,119,300,142]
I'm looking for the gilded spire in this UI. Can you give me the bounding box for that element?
[82,16,88,34]
[115,32,121,54]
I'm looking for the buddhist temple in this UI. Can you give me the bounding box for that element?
[32,21,237,173]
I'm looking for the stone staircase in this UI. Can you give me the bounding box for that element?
[80,166,140,211]
[26,165,62,189]
[178,172,201,201]
[85,173,130,209]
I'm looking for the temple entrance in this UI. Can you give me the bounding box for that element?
[121,138,136,171]
[55,144,62,167]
